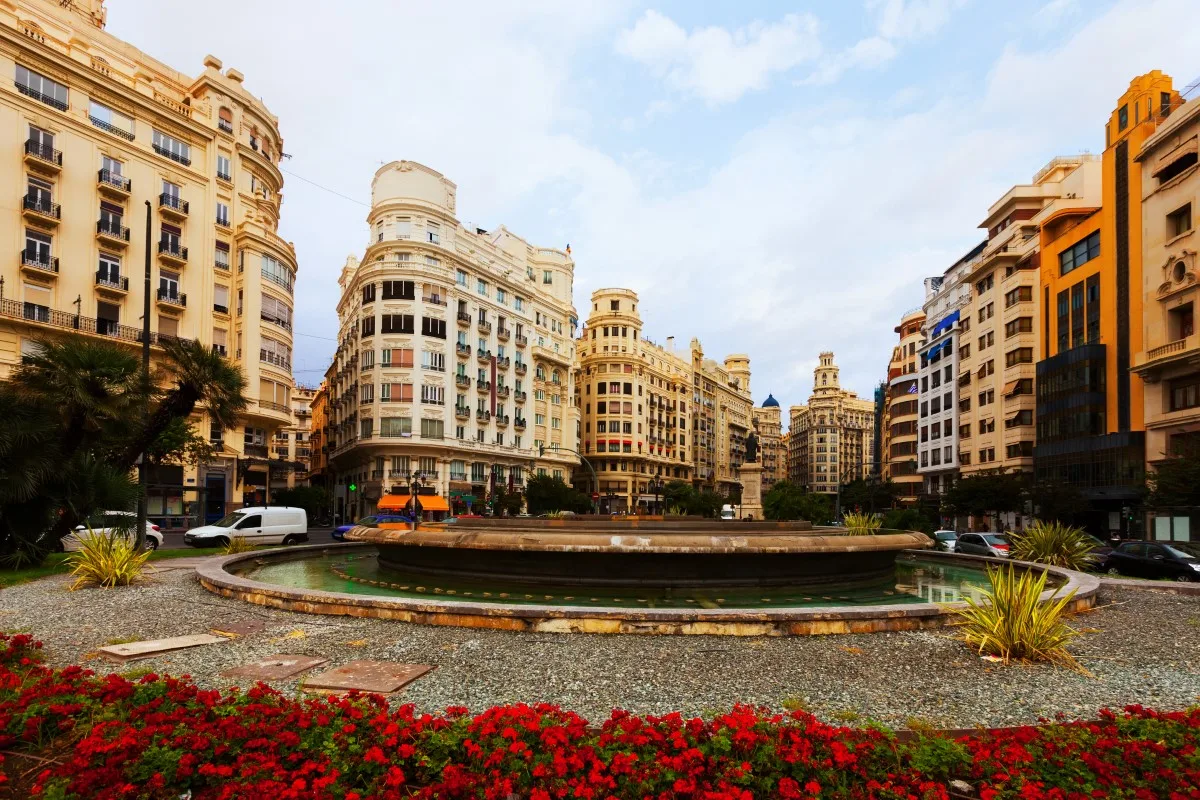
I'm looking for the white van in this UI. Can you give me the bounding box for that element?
[183,506,308,548]
[720,504,735,520]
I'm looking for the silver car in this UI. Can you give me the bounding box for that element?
[932,530,958,552]
[955,532,1011,558]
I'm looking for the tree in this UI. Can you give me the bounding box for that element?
[840,478,901,513]
[763,481,832,523]
[943,470,1026,528]
[689,489,726,518]
[662,480,696,515]
[1030,480,1089,525]
[1147,441,1200,509]
[524,475,590,515]
[486,485,525,517]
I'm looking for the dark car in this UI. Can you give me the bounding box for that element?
[955,532,1011,558]
[332,514,409,540]
[1101,541,1200,582]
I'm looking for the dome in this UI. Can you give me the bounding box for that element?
[762,394,780,408]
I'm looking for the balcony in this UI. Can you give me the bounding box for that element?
[514,390,527,403]
[476,409,491,422]
[455,404,471,419]
[478,320,492,334]
[476,379,491,392]
[532,344,570,366]
[1132,333,1200,378]
[455,374,470,388]
[22,195,60,226]
[476,349,492,363]
[156,289,186,309]
[456,342,471,357]
[158,193,189,220]
[95,271,129,295]
[23,139,61,172]
[497,356,511,369]
[423,295,448,306]
[152,144,191,167]
[496,327,511,341]
[96,219,130,247]
[19,252,58,278]
[244,444,269,458]
[496,414,510,427]
[219,119,233,134]
[514,362,528,376]
[457,311,471,326]
[496,385,511,399]
[158,241,189,266]
[515,334,528,348]
[212,344,228,356]
[97,169,131,198]
[515,418,527,431]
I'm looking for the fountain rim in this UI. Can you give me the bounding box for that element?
[196,544,1100,635]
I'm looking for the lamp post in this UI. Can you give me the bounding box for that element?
[408,470,425,531]
[649,475,664,516]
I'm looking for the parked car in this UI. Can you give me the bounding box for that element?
[1101,541,1200,582]
[332,514,410,540]
[183,506,307,548]
[932,530,958,552]
[61,511,162,552]
[955,532,1011,558]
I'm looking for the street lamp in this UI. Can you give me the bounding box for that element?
[408,470,425,531]
[649,475,664,516]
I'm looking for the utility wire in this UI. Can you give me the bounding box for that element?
[280,168,369,207]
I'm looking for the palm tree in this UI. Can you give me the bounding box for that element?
[118,338,247,468]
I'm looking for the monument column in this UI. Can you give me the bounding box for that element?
[740,431,764,520]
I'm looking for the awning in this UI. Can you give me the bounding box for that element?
[930,310,960,337]
[1152,136,1197,178]
[1002,380,1021,396]
[928,340,943,358]
[377,494,450,512]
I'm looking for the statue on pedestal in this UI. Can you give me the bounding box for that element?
[745,432,759,464]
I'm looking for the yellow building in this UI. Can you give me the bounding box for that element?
[307,381,330,490]
[0,0,297,526]
[574,289,753,511]
[1130,90,1197,540]
[1037,72,1182,538]
[270,382,315,492]
[325,161,578,520]
[752,395,784,490]
[789,352,875,497]
[883,310,925,504]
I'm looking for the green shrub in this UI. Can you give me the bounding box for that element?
[66,530,150,589]
[1009,521,1099,571]
[842,512,882,535]
[221,535,255,555]
[952,565,1079,668]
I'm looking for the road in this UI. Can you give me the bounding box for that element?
[159,526,340,550]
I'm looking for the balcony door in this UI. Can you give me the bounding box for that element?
[96,301,120,337]
[26,176,52,211]
[24,229,51,265]
[159,269,180,300]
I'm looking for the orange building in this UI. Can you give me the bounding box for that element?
[1036,71,1183,538]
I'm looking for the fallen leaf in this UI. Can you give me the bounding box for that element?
[840,646,864,656]
[345,639,368,647]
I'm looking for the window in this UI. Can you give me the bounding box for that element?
[261,295,292,330]
[421,418,444,439]
[160,222,182,255]
[959,343,970,359]
[1004,285,1032,308]
[261,254,294,291]
[215,202,230,227]
[1169,376,1200,412]
[456,269,468,287]
[426,222,440,244]
[543,270,552,284]
[422,317,447,339]
[381,348,414,367]
[88,100,134,139]
[514,296,525,311]
[382,280,415,300]
[420,384,445,405]
[1059,231,1100,276]
[1006,410,1033,428]
[213,241,230,271]
[1168,203,1193,238]
[213,283,229,314]
[361,316,376,337]
[217,154,231,181]
[98,253,121,286]
[1005,347,1033,367]
[380,417,412,437]
[1006,441,1033,458]
[395,217,411,239]
[422,350,445,372]
[1118,104,1128,131]
[158,268,180,299]
[15,65,67,110]
[381,314,414,334]
[152,129,191,165]
[363,283,376,304]
[496,288,507,305]
[1005,317,1033,338]
[260,336,290,368]
[360,384,375,403]
[975,275,994,295]
[381,383,414,403]
[477,278,488,296]
[978,389,994,406]
[977,360,994,378]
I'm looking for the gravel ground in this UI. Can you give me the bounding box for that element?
[2,565,1198,730]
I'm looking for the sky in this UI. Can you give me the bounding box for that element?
[104,0,1200,415]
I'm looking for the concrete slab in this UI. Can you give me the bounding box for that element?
[150,557,219,572]
[209,620,267,637]
[97,634,227,663]
[302,660,433,694]
[220,654,329,681]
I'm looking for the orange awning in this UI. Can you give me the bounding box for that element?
[377,494,450,512]
[1001,380,1020,396]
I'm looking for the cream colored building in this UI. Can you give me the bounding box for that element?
[883,310,925,504]
[1132,95,1200,491]
[270,383,315,491]
[789,353,875,496]
[752,395,784,490]
[958,156,1100,481]
[0,0,297,526]
[574,289,753,511]
[325,161,578,520]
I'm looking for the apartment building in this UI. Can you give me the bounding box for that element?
[789,353,875,497]
[574,289,753,511]
[752,394,784,490]
[883,310,925,504]
[324,161,578,521]
[916,242,985,496]
[1132,92,1199,542]
[269,383,315,492]
[0,0,297,527]
[1037,72,1183,538]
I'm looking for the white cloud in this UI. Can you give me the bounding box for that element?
[802,35,897,85]
[868,0,968,41]
[1033,0,1081,31]
[615,10,822,104]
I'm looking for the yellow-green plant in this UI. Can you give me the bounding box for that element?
[66,530,150,589]
[1009,521,1099,571]
[843,512,882,535]
[953,565,1079,668]
[222,535,255,554]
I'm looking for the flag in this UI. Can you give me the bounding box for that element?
[907,383,918,394]
[565,243,571,254]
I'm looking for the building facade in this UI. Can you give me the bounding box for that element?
[883,310,925,504]
[752,394,784,490]
[269,383,315,492]
[324,161,578,521]
[0,0,297,527]
[789,353,875,497]
[916,242,984,496]
[1037,72,1183,538]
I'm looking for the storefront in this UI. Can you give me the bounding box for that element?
[377,493,451,522]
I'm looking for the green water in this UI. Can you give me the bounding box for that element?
[236,553,996,609]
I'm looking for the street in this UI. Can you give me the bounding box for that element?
[159,527,340,550]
